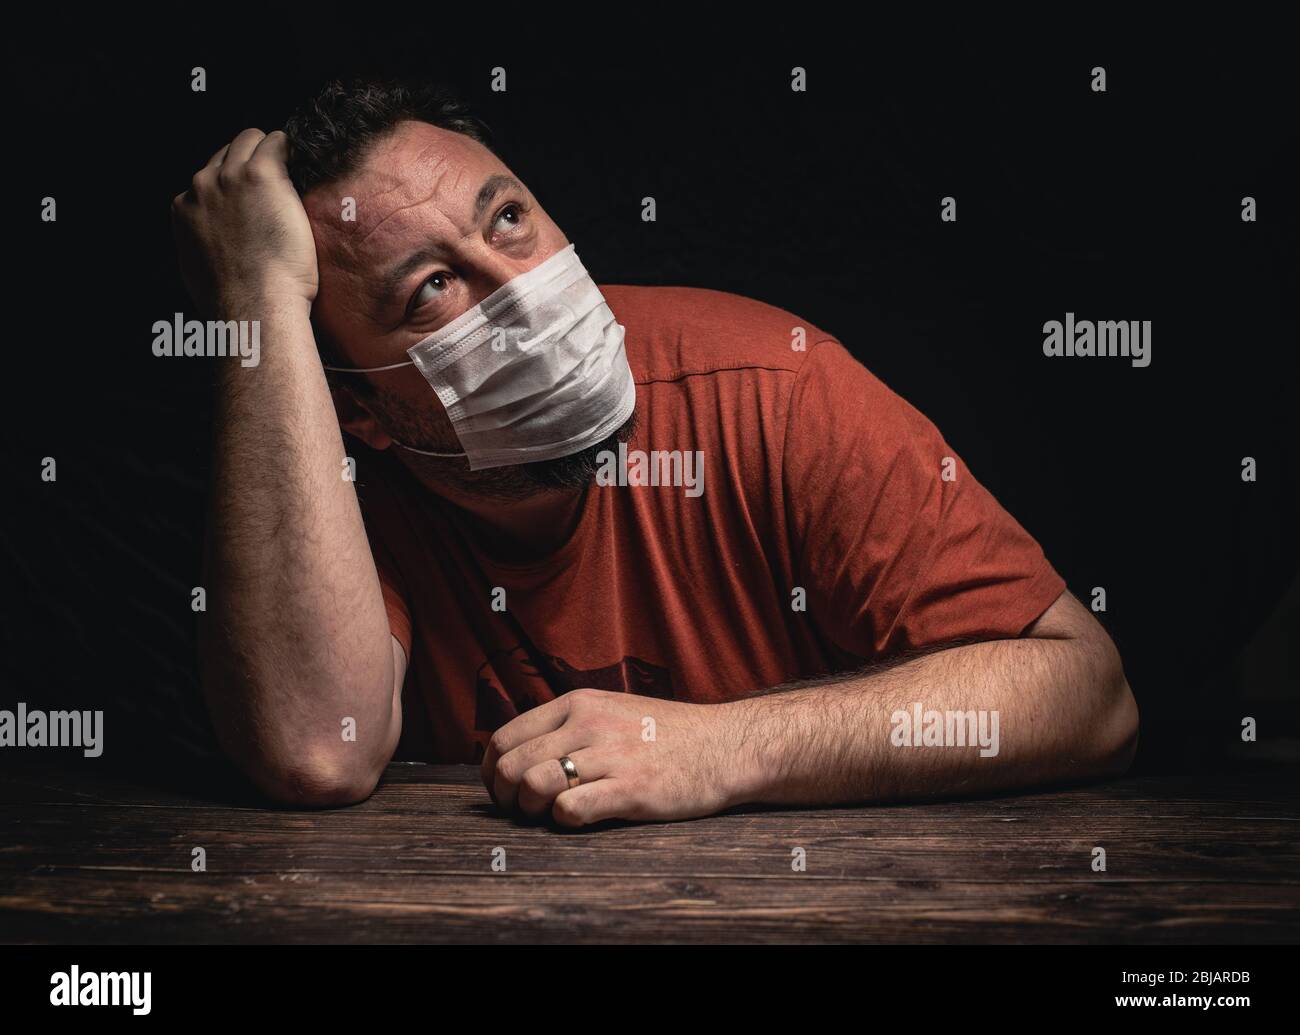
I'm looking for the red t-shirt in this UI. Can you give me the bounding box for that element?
[352,285,1066,763]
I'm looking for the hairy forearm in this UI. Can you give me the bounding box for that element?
[198,295,398,801]
[722,630,1137,808]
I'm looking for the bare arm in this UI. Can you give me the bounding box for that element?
[174,129,403,805]
[725,590,1138,806]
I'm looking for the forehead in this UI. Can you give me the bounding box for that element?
[306,120,508,265]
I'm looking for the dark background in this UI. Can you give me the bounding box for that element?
[3,23,1297,783]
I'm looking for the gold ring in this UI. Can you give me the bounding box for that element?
[558,756,580,790]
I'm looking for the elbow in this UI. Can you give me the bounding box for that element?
[199,666,395,808]
[205,700,388,808]
[249,746,385,808]
[1091,659,1140,779]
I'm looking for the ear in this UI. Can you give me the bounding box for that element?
[330,382,394,451]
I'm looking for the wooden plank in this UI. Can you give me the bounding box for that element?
[3,763,1296,815]
[1,765,1297,943]
[0,870,1295,944]
[3,812,1298,883]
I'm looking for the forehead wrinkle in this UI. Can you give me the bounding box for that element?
[319,139,483,307]
[356,183,442,244]
[356,148,470,243]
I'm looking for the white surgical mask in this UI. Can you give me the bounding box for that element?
[324,243,636,470]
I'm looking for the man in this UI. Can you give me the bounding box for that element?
[172,79,1138,827]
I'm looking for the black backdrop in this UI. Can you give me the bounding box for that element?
[4,23,1297,781]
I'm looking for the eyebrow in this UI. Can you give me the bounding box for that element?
[473,174,524,222]
[373,174,527,309]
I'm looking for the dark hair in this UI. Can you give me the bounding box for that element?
[283,78,496,379]
[284,77,495,196]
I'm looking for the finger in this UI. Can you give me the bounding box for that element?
[246,131,295,187]
[494,725,590,812]
[178,165,215,205]
[221,128,268,170]
[249,129,289,167]
[203,142,232,170]
[516,747,609,818]
[480,694,575,791]
[552,779,632,829]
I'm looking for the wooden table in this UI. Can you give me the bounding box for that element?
[1,764,1296,943]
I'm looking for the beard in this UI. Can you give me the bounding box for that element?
[366,384,637,502]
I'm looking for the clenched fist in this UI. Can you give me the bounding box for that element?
[480,688,753,828]
[171,128,318,316]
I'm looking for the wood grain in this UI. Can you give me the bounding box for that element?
[1,764,1296,943]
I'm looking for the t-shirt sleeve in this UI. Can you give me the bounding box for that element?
[782,339,1066,658]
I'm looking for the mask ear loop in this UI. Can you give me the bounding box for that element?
[391,442,467,459]
[321,359,416,373]
[321,359,468,458]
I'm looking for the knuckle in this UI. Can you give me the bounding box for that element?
[494,755,521,786]
[520,767,551,797]
[567,688,597,711]
[552,795,584,827]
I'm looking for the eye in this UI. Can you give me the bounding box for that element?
[493,202,524,235]
[411,271,451,309]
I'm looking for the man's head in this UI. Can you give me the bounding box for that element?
[284,78,633,501]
